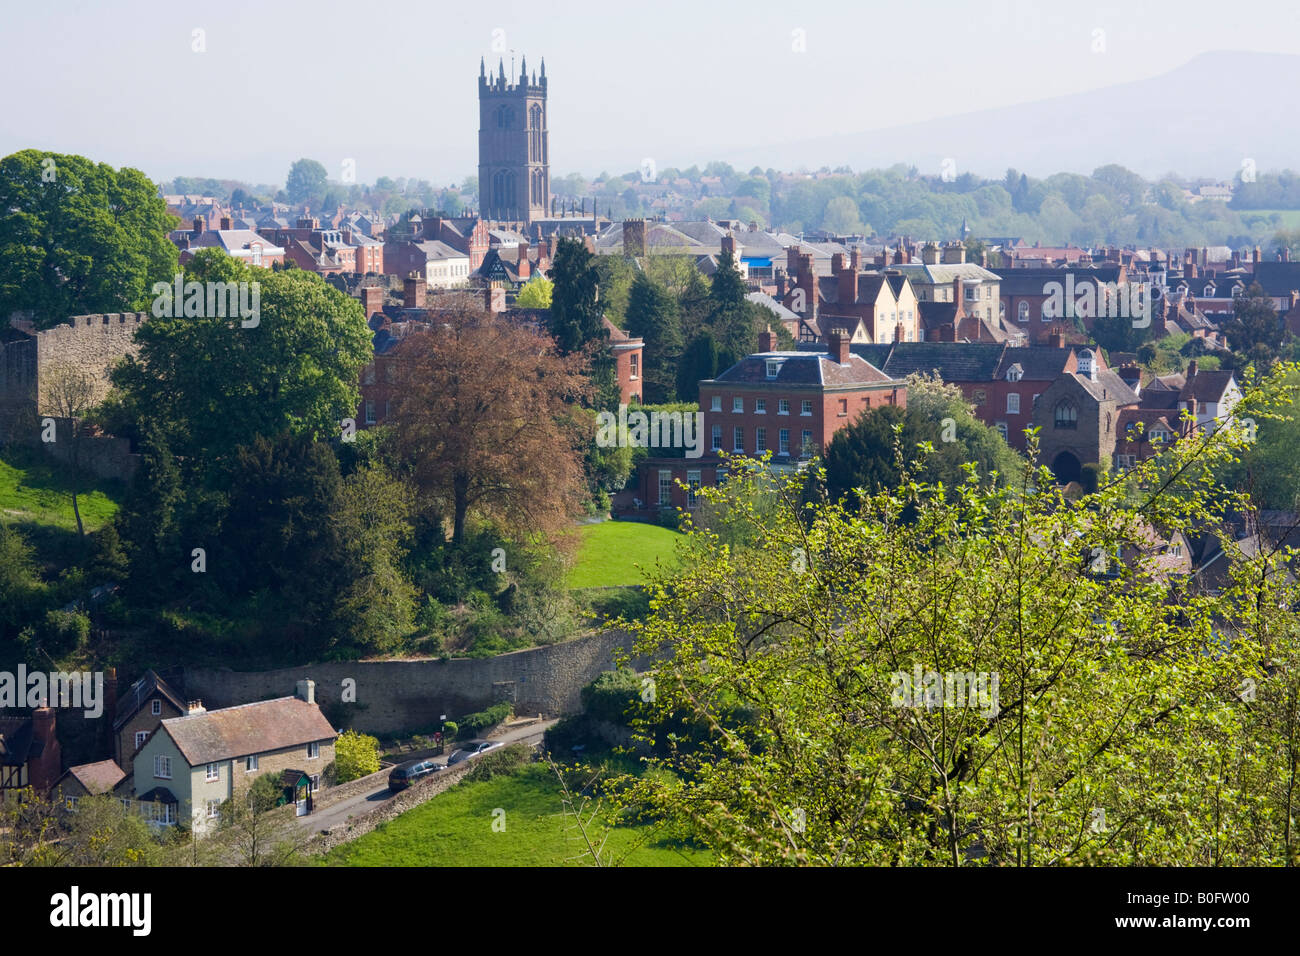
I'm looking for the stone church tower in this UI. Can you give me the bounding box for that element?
[478,55,548,224]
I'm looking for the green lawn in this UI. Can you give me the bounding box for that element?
[0,446,124,532]
[320,764,709,867]
[1240,209,1300,230]
[566,521,681,588]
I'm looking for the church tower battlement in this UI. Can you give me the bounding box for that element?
[478,55,548,225]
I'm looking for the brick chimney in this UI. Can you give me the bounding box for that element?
[403,274,427,309]
[953,276,965,315]
[839,259,857,306]
[485,283,506,313]
[361,285,384,319]
[1047,329,1065,349]
[721,232,737,259]
[1187,359,1199,381]
[828,328,851,365]
[921,242,939,265]
[220,216,232,230]
[104,666,118,732]
[794,253,817,316]
[831,253,845,275]
[29,707,61,792]
[1253,246,1262,266]
[192,216,205,236]
[518,240,531,280]
[758,327,776,353]
[623,219,647,257]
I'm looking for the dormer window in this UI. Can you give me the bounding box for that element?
[1077,349,1096,381]
[1006,363,1023,383]
[766,360,782,379]
[1204,283,1215,297]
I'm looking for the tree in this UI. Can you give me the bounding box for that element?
[625,273,683,403]
[1225,282,1285,367]
[1,792,162,866]
[822,196,864,235]
[0,150,178,328]
[333,462,418,653]
[390,300,592,544]
[40,361,100,538]
[515,276,553,309]
[217,772,304,866]
[547,237,606,355]
[111,249,372,463]
[333,729,382,783]
[614,363,1300,865]
[115,423,185,603]
[707,250,759,366]
[0,525,42,645]
[676,331,719,404]
[284,158,328,204]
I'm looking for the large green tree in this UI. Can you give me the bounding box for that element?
[0,150,178,327]
[615,363,1300,865]
[625,272,682,403]
[1225,281,1285,367]
[285,158,328,205]
[547,237,606,355]
[111,249,372,462]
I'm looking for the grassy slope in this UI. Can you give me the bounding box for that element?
[0,446,124,532]
[565,521,681,589]
[321,764,708,867]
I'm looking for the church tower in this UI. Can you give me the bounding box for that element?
[478,55,548,225]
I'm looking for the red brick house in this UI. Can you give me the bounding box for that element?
[0,707,62,799]
[625,329,905,514]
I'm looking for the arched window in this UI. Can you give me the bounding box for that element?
[1054,400,1078,430]
[495,105,514,128]
[1018,301,1030,322]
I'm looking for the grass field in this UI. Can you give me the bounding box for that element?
[0,446,124,532]
[320,764,709,867]
[1240,209,1300,230]
[565,520,681,588]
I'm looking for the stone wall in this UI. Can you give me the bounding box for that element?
[182,629,642,736]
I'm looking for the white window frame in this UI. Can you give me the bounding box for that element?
[732,397,743,413]
[135,731,149,752]
[658,470,672,505]
[151,699,162,716]
[245,755,259,773]
[755,426,767,453]
[765,360,780,379]
[733,427,744,453]
[754,398,766,414]
[206,799,221,819]
[686,470,701,507]
[310,774,321,793]
[1007,393,1020,415]
[801,400,813,416]
[154,755,172,780]
[710,395,722,412]
[206,763,219,782]
[778,398,790,415]
[779,428,790,455]
[711,424,722,451]
[307,742,320,760]
[365,400,376,424]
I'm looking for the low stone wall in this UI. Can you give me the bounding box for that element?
[305,760,477,855]
[314,766,393,811]
[183,629,645,736]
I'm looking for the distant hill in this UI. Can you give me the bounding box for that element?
[731,51,1300,181]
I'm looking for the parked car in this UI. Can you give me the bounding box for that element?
[388,758,443,792]
[446,739,502,766]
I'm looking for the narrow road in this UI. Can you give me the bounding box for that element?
[299,719,558,833]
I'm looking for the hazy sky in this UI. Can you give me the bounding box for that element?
[3,0,1298,188]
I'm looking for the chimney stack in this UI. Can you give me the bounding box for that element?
[361,285,384,319]
[403,274,427,309]
[295,679,315,705]
[29,707,61,792]
[187,700,205,715]
[517,240,531,280]
[220,216,232,231]
[1048,329,1065,349]
[828,328,851,365]
[192,216,205,236]
[1187,359,1199,379]
[758,326,776,353]
[485,283,506,313]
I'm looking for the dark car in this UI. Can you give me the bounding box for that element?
[446,739,502,766]
[388,759,442,792]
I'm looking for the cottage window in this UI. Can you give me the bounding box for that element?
[152,699,162,716]
[206,763,219,782]
[154,756,172,780]
[135,731,149,751]
[206,799,220,819]
[310,774,321,793]
[307,742,320,760]
[246,755,259,773]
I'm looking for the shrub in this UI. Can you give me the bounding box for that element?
[333,729,382,783]
[465,742,532,782]
[456,701,513,739]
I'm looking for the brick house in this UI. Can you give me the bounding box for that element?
[175,217,285,267]
[109,668,187,777]
[0,708,62,800]
[1032,348,1140,483]
[131,680,336,833]
[627,329,905,514]
[992,265,1126,344]
[385,240,472,288]
[1113,361,1241,470]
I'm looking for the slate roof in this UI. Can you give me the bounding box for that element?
[113,670,186,731]
[64,759,127,795]
[991,265,1124,295]
[1071,369,1140,405]
[414,240,467,260]
[161,696,337,766]
[1180,369,1236,403]
[888,261,1000,284]
[1251,262,1300,299]
[746,292,799,321]
[708,350,894,388]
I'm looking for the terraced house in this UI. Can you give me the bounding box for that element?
[132,680,336,833]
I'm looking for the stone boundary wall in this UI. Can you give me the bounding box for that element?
[314,766,394,811]
[304,759,477,854]
[183,629,645,736]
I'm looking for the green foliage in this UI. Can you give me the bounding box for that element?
[613,364,1300,865]
[334,730,382,783]
[515,276,553,309]
[547,237,606,356]
[112,249,372,463]
[1224,282,1285,367]
[285,158,328,204]
[464,742,533,782]
[0,150,178,327]
[626,273,683,403]
[456,701,513,738]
